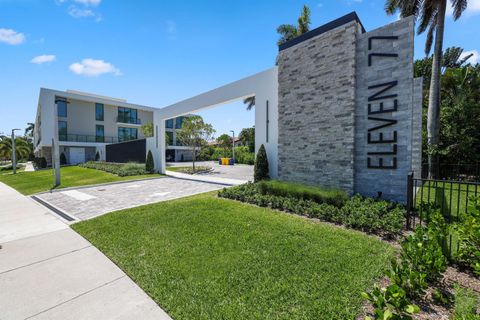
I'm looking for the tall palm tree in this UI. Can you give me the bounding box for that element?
[244,5,311,111]
[385,0,469,178]
[24,122,34,137]
[0,136,31,160]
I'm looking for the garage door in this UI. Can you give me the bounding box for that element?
[69,147,85,165]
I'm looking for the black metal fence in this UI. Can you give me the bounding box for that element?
[421,163,480,181]
[106,139,146,163]
[407,172,480,228]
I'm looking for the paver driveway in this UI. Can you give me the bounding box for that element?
[34,177,227,220]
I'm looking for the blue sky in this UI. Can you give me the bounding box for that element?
[0,0,479,138]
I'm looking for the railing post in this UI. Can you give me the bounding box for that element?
[406,172,414,230]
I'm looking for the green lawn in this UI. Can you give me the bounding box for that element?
[73,192,394,320]
[0,166,162,195]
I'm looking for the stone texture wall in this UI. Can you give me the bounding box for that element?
[277,21,360,192]
[412,77,423,178]
[354,17,415,202]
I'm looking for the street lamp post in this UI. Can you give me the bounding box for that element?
[230,130,235,164]
[11,129,21,174]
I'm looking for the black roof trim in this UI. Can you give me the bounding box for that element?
[278,11,366,51]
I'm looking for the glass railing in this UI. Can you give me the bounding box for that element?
[116,116,141,125]
[59,134,118,143]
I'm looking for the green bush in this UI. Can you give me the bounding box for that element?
[95,151,100,161]
[79,161,149,176]
[60,153,67,165]
[146,150,154,173]
[456,196,480,276]
[257,180,348,207]
[362,284,420,320]
[33,157,47,168]
[218,183,405,238]
[254,144,269,182]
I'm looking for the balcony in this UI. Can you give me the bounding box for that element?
[116,116,141,125]
[59,134,118,144]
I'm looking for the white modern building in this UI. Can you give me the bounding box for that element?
[34,12,422,203]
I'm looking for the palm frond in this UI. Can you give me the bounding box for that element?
[276,24,298,45]
[243,96,255,111]
[424,17,436,55]
[451,0,468,20]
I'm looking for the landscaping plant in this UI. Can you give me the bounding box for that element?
[146,150,154,173]
[455,196,480,276]
[95,151,100,161]
[362,284,420,320]
[254,144,269,182]
[60,153,67,165]
[80,161,149,176]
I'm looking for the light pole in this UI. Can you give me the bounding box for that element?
[11,128,20,174]
[230,130,235,164]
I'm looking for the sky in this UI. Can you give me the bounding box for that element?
[0,0,479,138]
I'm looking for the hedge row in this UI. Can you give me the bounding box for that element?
[79,161,148,176]
[218,182,405,238]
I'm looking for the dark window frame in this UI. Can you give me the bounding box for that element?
[96,124,105,142]
[57,98,67,118]
[58,121,67,140]
[95,103,104,121]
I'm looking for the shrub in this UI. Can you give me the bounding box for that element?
[60,153,67,165]
[33,157,47,168]
[254,144,269,182]
[452,284,480,320]
[146,150,154,173]
[257,180,348,207]
[218,183,405,238]
[79,161,148,176]
[362,284,420,320]
[95,151,100,161]
[455,196,480,276]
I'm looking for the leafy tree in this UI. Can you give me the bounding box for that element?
[216,134,232,156]
[276,5,311,45]
[141,122,154,137]
[254,144,269,182]
[146,150,154,173]
[177,115,215,173]
[239,127,255,152]
[386,0,470,178]
[0,136,31,160]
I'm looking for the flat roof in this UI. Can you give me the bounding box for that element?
[278,11,365,52]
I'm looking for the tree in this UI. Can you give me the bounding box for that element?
[216,134,232,156]
[239,127,255,152]
[146,150,154,173]
[0,136,31,161]
[24,122,34,138]
[176,115,215,173]
[276,4,311,45]
[254,144,269,182]
[386,0,470,178]
[141,122,154,137]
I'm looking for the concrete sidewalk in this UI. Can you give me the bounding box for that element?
[0,182,171,320]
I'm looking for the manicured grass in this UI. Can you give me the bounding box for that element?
[73,192,394,319]
[0,166,162,195]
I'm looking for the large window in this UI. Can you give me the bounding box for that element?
[118,107,138,124]
[58,121,67,141]
[118,127,138,142]
[166,131,174,146]
[57,98,67,117]
[175,116,184,129]
[96,125,104,142]
[96,103,104,121]
[165,119,174,129]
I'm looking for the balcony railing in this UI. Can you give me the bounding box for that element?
[59,134,118,144]
[116,116,141,125]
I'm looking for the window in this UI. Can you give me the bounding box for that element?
[165,119,174,129]
[118,107,138,124]
[96,125,104,142]
[57,98,67,117]
[95,103,104,121]
[166,132,174,146]
[118,127,138,142]
[58,121,67,141]
[175,116,184,129]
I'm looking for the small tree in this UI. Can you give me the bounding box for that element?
[95,151,100,161]
[60,153,67,165]
[239,127,255,152]
[146,150,154,173]
[177,116,215,173]
[141,122,154,137]
[254,144,269,182]
[216,134,232,157]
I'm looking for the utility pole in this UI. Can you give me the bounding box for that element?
[11,129,20,174]
[230,130,235,164]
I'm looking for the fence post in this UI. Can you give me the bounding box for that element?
[406,172,414,230]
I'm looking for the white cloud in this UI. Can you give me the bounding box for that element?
[74,0,101,6]
[68,6,94,18]
[30,54,56,64]
[0,28,25,45]
[447,0,480,16]
[460,50,480,64]
[69,59,122,77]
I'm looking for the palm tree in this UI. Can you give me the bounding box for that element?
[244,5,311,111]
[0,136,31,160]
[385,0,469,178]
[24,122,34,137]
